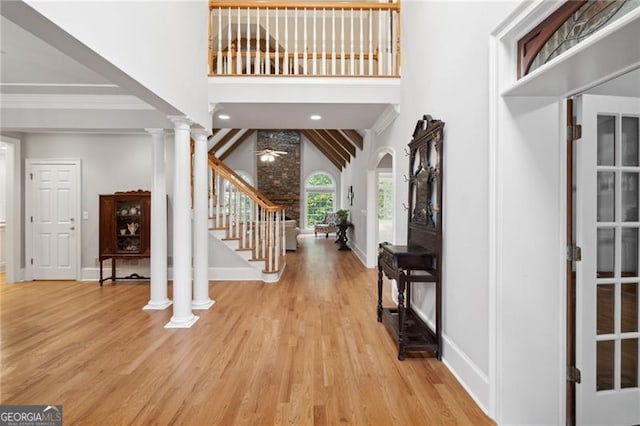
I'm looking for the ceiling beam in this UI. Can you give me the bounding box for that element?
[341,129,363,150]
[326,129,357,158]
[315,130,351,163]
[306,130,349,167]
[302,130,345,170]
[220,129,255,160]
[210,128,241,153]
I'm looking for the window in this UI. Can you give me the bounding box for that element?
[518,0,640,78]
[305,172,335,229]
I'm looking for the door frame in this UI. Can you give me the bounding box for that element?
[25,159,82,281]
[1,136,22,283]
[490,1,640,423]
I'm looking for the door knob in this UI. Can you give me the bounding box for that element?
[69,226,75,231]
[70,218,75,222]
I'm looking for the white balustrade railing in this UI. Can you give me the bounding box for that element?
[209,1,400,77]
[208,155,285,273]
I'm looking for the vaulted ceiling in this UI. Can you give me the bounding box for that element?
[209,128,363,170]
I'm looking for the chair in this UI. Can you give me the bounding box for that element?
[314,212,339,238]
[284,220,300,251]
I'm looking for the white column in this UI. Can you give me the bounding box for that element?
[165,117,199,329]
[191,128,215,310]
[143,128,172,310]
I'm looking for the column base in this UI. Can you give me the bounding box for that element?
[192,299,215,310]
[164,314,199,329]
[142,299,173,310]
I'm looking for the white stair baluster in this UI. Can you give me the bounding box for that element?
[265,8,271,75]
[321,8,326,75]
[303,8,307,75]
[368,10,373,75]
[312,8,317,75]
[340,9,345,75]
[275,9,279,74]
[293,8,298,75]
[284,8,289,75]
[236,7,242,74]
[255,7,261,75]
[331,9,336,75]
[246,8,250,76]
[227,7,232,74]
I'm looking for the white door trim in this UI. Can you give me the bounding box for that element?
[490,1,640,423]
[1,136,22,283]
[25,158,82,281]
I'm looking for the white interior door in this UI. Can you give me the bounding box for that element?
[27,160,80,280]
[577,94,640,425]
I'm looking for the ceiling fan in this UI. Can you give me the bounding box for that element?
[256,148,287,162]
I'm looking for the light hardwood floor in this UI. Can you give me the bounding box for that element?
[0,237,493,425]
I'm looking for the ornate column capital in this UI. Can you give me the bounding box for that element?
[191,128,211,140]
[167,116,193,129]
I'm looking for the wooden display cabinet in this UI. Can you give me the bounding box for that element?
[377,115,444,360]
[98,190,151,285]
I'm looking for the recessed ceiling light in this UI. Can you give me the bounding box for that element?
[218,114,230,120]
[310,114,322,120]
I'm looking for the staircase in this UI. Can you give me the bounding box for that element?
[206,155,286,283]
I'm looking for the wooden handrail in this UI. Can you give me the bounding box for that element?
[208,155,282,212]
[209,1,399,11]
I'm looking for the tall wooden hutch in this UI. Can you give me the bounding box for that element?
[377,115,444,360]
[98,190,151,285]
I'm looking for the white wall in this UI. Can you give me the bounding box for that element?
[25,1,210,127]
[0,145,6,272]
[24,134,155,271]
[341,131,372,262]
[223,132,257,182]
[368,0,518,413]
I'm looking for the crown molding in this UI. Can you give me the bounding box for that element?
[371,104,400,135]
[0,93,154,110]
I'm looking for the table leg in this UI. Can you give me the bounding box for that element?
[111,259,116,282]
[99,259,103,286]
[397,274,406,361]
[377,264,383,322]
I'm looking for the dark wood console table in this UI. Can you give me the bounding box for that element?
[378,244,441,360]
[336,222,352,250]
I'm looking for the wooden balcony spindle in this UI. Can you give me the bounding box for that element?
[303,8,308,75]
[377,9,383,75]
[331,8,336,75]
[312,8,317,75]
[236,7,242,74]
[256,7,261,75]
[275,9,280,74]
[265,8,271,75]
[283,7,289,75]
[368,10,373,75]
[226,7,232,74]
[340,9,345,75]
[359,8,364,75]
[294,8,299,75]
[246,7,250,76]
[322,8,327,75]
[350,8,355,75]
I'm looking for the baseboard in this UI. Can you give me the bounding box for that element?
[350,242,368,268]
[411,306,490,414]
[209,266,261,281]
[81,266,262,282]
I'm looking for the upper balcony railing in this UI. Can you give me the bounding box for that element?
[208,1,400,77]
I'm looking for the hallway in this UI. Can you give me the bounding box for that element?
[0,236,492,425]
